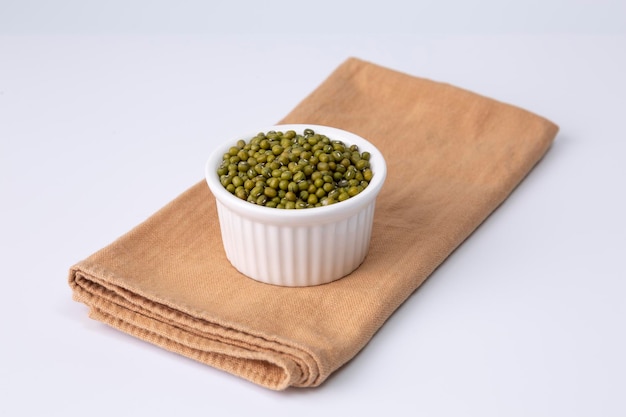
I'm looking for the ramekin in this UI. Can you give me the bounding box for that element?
[205,124,387,287]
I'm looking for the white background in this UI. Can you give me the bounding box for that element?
[1,1,625,416]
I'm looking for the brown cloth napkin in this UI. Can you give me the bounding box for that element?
[69,58,558,390]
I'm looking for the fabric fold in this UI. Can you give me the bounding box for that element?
[69,57,559,390]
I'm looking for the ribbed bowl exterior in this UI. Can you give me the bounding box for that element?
[206,124,386,287]
[215,199,376,286]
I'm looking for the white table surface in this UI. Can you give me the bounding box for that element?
[1,1,625,416]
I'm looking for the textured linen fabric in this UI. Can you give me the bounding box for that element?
[69,58,559,390]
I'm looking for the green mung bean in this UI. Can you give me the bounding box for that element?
[218,128,374,209]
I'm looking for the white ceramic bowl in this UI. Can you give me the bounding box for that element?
[205,124,387,287]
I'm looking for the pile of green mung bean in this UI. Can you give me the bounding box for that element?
[217,128,373,209]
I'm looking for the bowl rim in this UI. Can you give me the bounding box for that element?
[205,124,387,225]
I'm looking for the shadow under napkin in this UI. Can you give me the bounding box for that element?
[69,57,558,390]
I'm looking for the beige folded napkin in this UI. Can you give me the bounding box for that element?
[69,57,558,390]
